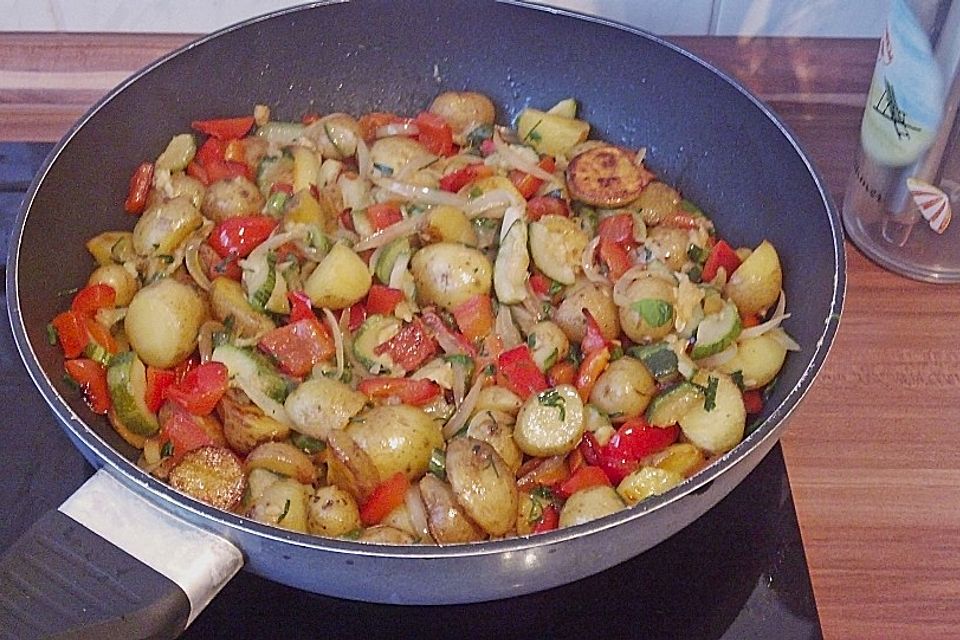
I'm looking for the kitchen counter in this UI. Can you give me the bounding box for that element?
[0,31,957,639]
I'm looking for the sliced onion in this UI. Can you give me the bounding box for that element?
[234,374,293,427]
[451,358,467,406]
[491,132,556,182]
[464,188,523,219]
[197,320,225,363]
[356,137,372,181]
[404,484,433,543]
[322,308,345,379]
[612,265,650,306]
[184,233,213,291]
[243,229,307,266]
[372,176,467,208]
[696,342,738,368]
[495,304,523,349]
[635,146,648,166]
[375,122,419,138]
[511,304,537,335]
[581,236,608,285]
[353,213,425,252]
[739,290,789,340]
[443,375,484,439]
[768,327,801,351]
[388,251,411,290]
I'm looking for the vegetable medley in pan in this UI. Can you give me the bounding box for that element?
[50,91,797,543]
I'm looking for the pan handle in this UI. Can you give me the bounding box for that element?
[0,469,243,639]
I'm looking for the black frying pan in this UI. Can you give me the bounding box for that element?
[2,1,844,637]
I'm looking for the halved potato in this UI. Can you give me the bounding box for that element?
[724,240,782,316]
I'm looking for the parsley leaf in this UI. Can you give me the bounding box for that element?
[631,298,673,327]
[538,388,567,421]
[699,376,719,411]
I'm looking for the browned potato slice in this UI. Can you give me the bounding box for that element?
[358,525,417,544]
[169,445,246,511]
[326,429,381,504]
[566,145,651,207]
[245,441,317,485]
[218,391,289,455]
[445,437,518,537]
[419,474,486,544]
[201,176,265,223]
[429,91,496,137]
[308,485,363,538]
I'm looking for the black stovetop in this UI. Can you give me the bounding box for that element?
[0,142,822,639]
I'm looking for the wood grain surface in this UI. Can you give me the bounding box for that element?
[1,32,956,639]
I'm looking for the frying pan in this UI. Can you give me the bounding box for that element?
[2,0,844,637]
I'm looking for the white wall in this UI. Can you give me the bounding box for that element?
[0,0,893,37]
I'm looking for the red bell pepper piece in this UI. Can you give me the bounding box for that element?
[64,358,110,414]
[497,344,548,399]
[508,156,556,200]
[415,111,455,156]
[258,318,335,378]
[360,471,410,526]
[662,211,703,230]
[526,195,570,221]
[173,353,200,384]
[345,302,367,333]
[51,310,89,358]
[547,360,577,386]
[223,138,247,164]
[191,116,255,140]
[532,503,560,534]
[451,294,494,342]
[557,465,611,498]
[204,159,252,183]
[374,319,438,372]
[123,162,154,215]
[186,160,209,185]
[161,407,218,464]
[579,432,603,466]
[596,449,638,485]
[357,111,405,142]
[421,310,477,357]
[575,346,610,402]
[517,455,570,490]
[207,215,278,259]
[598,213,635,245]
[606,419,679,461]
[271,182,294,196]
[580,309,608,355]
[145,366,176,414]
[71,283,116,316]
[438,164,494,193]
[528,272,552,299]
[743,389,764,414]
[287,291,316,323]
[366,202,404,232]
[195,136,226,167]
[701,239,741,282]
[366,284,405,316]
[83,316,117,354]
[164,361,229,416]
[358,377,441,406]
[598,238,633,280]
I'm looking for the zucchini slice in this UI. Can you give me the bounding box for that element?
[645,381,704,428]
[212,343,290,404]
[630,341,679,384]
[106,351,159,436]
[691,301,741,360]
[352,314,402,374]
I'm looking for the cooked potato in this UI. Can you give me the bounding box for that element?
[554,280,620,342]
[303,242,372,310]
[558,485,624,528]
[466,410,523,473]
[169,445,246,511]
[429,91,496,137]
[167,172,206,209]
[155,133,196,172]
[308,485,362,537]
[208,276,276,338]
[632,181,681,225]
[717,332,788,389]
[358,525,417,544]
[290,145,321,192]
[679,371,745,455]
[245,441,317,485]
[646,442,705,478]
[445,437,518,537]
[514,384,585,456]
[370,136,435,174]
[247,477,310,532]
[589,356,656,420]
[86,231,136,266]
[422,205,478,246]
[345,405,443,481]
[325,429,381,503]
[201,176,265,223]
[125,278,205,368]
[411,242,492,311]
[617,466,684,506]
[527,321,570,372]
[617,273,676,343]
[724,240,782,315]
[419,474,486,543]
[529,215,589,285]
[218,392,290,455]
[87,264,138,306]
[474,386,523,417]
[646,226,691,271]
[245,467,281,506]
[283,377,367,440]
[133,195,202,256]
[304,113,362,160]
[567,145,649,207]
[516,108,590,157]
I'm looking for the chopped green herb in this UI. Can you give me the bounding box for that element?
[567,343,583,368]
[482,363,497,378]
[62,373,79,391]
[679,199,704,216]
[264,191,288,216]
[291,432,326,454]
[609,345,624,361]
[547,279,564,297]
[57,286,80,298]
[537,388,567,421]
[466,124,493,148]
[157,254,175,265]
[372,162,394,176]
[277,499,292,523]
[543,348,559,371]
[161,440,175,458]
[526,333,538,348]
[698,376,719,411]
[762,376,779,402]
[428,447,446,480]
[46,323,58,346]
[541,301,553,318]
[687,264,703,283]
[342,528,363,540]
[83,341,111,366]
[631,298,673,328]
[730,370,746,391]
[523,118,544,143]
[687,243,707,264]
[468,186,484,199]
